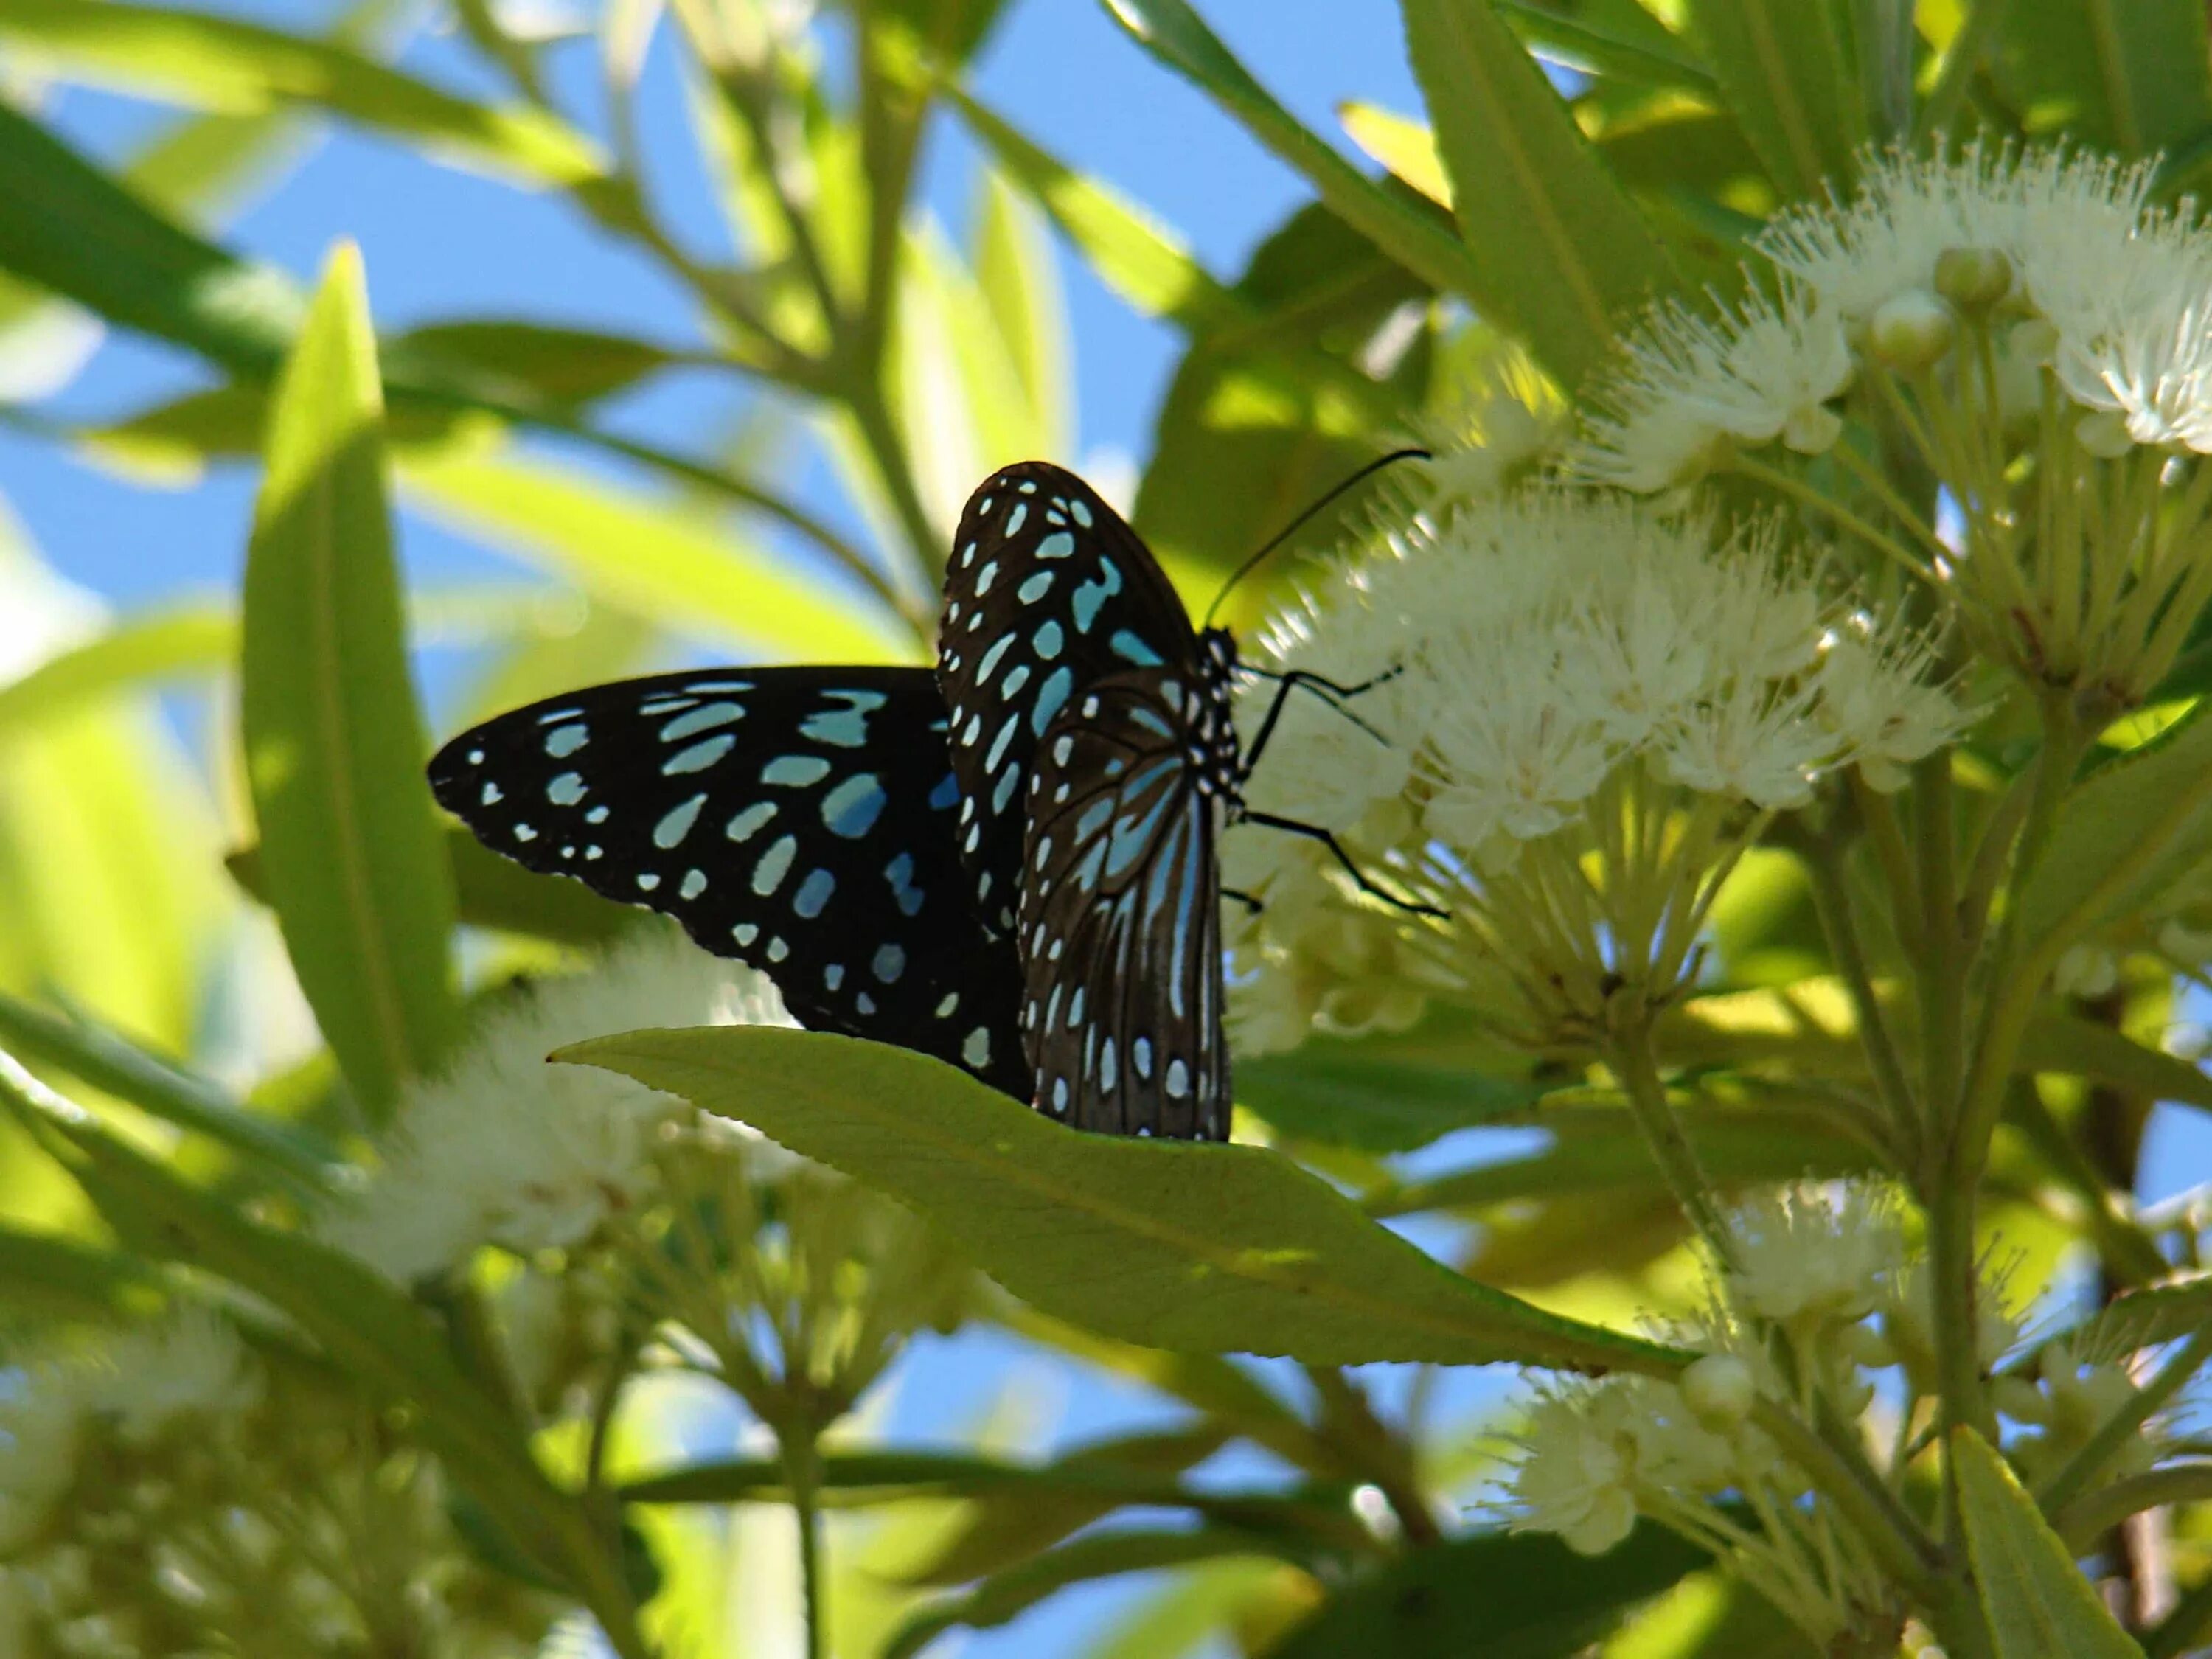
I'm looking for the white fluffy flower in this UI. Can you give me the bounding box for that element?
[1579,285,1852,490]
[1725,1182,1904,1327]
[321,931,793,1281]
[82,1308,262,1446]
[1760,144,2212,453]
[1507,1386,1641,1556]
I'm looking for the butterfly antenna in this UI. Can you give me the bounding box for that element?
[1201,446,1432,628]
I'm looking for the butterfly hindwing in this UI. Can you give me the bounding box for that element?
[1018,670,1231,1141]
[427,667,1029,1099]
[938,462,1199,939]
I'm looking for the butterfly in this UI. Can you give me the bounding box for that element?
[429,460,1425,1141]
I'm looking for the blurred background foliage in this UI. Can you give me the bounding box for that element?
[0,0,2207,1653]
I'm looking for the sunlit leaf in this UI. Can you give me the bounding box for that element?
[398,446,914,661]
[1953,1427,2147,1658]
[975,171,1073,460]
[562,1026,1693,1374]
[1402,0,1680,386]
[0,607,234,739]
[1682,0,1865,198]
[1338,102,1449,206]
[1102,0,1480,298]
[0,0,608,187]
[241,243,457,1123]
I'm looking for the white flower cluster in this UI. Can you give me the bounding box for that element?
[0,1309,262,1554]
[319,929,793,1282]
[1228,494,1965,1049]
[1581,145,2212,493]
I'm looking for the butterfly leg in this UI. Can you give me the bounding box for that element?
[1220,886,1265,915]
[1237,667,1400,774]
[1237,810,1447,918]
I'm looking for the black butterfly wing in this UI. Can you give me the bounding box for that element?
[1017,671,1229,1141]
[937,462,1199,939]
[427,667,1030,1099]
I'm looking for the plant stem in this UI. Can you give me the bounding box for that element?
[1801,835,1921,1150]
[1748,1400,1941,1601]
[1607,1022,1735,1269]
[784,1413,829,1659]
[849,380,943,575]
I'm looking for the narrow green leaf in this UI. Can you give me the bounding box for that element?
[0,989,338,1188]
[0,100,300,374]
[975,171,1073,459]
[560,1026,1691,1374]
[243,243,457,1123]
[1270,1520,1710,1658]
[1402,0,1680,387]
[229,830,635,950]
[1238,1041,1549,1152]
[1102,0,1481,298]
[900,1426,1234,1586]
[1952,1427,2147,1658]
[2019,1010,2212,1119]
[1683,0,1864,198]
[0,0,608,187]
[944,86,1240,330]
[2017,700,2212,958]
[1494,0,1718,89]
[1991,0,2212,156]
[1133,201,1430,583]
[0,607,235,740]
[385,320,679,407]
[0,1220,165,1325]
[398,448,912,661]
[2070,1276,2212,1360]
[884,1528,1298,1659]
[1338,102,1449,205]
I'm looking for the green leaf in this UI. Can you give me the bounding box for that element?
[1368,1108,1878,1217]
[398,447,913,661]
[1683,0,1865,198]
[1338,102,1450,205]
[242,243,457,1124]
[1133,201,1430,587]
[1952,1427,2148,1658]
[385,320,679,408]
[0,100,301,374]
[1495,0,1718,89]
[2017,700,2212,960]
[897,1427,1237,1586]
[1991,0,2212,157]
[1270,1520,1710,1658]
[0,989,338,1189]
[944,86,1240,331]
[2071,1276,2212,1360]
[1102,0,1481,298]
[2019,1010,2212,1119]
[975,171,1073,459]
[0,607,235,740]
[229,829,634,950]
[0,0,608,187]
[1238,1034,1551,1154]
[560,1026,1691,1374]
[1401,0,1680,386]
[883,1527,1300,1659]
[0,1220,164,1325]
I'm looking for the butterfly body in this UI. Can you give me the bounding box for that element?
[431,462,1275,1142]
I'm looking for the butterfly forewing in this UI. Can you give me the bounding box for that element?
[938,462,1198,939]
[1018,671,1231,1141]
[427,667,1029,1099]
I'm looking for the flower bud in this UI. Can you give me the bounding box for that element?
[1868,290,1957,372]
[1680,1354,1758,1431]
[2074,409,2136,459]
[1934,246,2014,310]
